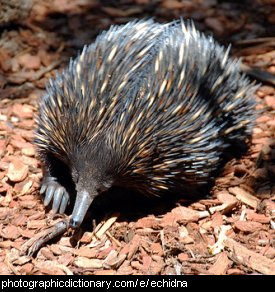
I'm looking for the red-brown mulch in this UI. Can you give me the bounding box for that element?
[0,0,274,275]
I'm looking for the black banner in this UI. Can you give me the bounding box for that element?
[0,275,265,290]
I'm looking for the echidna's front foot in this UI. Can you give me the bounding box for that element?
[40,177,70,214]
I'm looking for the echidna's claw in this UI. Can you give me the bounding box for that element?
[43,185,55,206]
[40,177,70,214]
[52,187,64,213]
[60,194,69,214]
[40,184,47,195]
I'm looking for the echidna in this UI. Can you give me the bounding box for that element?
[34,19,257,228]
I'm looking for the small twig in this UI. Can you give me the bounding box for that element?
[0,82,35,101]
[240,63,275,86]
[20,218,70,256]
[90,221,104,241]
[235,37,275,46]
[106,231,122,247]
[160,230,166,256]
[30,60,64,81]
[187,248,195,259]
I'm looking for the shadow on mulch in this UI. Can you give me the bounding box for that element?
[253,137,275,195]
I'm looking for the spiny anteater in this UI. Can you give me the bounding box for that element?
[34,19,258,228]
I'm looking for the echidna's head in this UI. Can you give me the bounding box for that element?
[34,83,121,228]
[35,103,119,228]
[69,141,116,228]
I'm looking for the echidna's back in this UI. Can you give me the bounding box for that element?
[106,20,257,193]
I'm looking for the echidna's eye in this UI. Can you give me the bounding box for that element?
[102,180,112,190]
[71,168,79,183]
[97,186,107,193]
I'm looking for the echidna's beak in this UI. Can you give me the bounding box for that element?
[69,190,93,228]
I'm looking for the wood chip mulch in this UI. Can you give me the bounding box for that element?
[0,0,274,275]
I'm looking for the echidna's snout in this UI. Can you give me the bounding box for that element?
[70,190,94,228]
[69,160,113,228]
